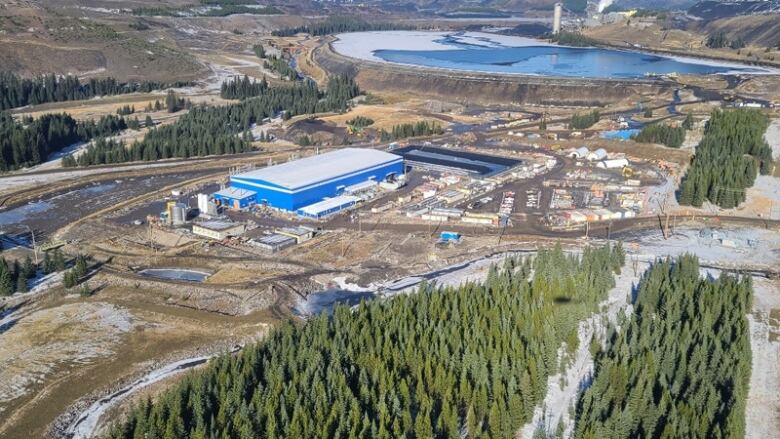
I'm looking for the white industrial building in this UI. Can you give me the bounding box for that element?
[597,158,630,169]
[192,221,246,240]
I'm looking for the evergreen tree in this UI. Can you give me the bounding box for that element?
[0,259,13,296]
[682,113,694,130]
[678,109,772,208]
[569,111,601,129]
[16,274,27,293]
[272,16,411,37]
[574,255,753,439]
[632,123,686,148]
[73,76,360,167]
[107,244,625,439]
[0,72,191,111]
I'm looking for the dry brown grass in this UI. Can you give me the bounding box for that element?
[0,286,276,439]
[205,267,280,284]
[320,104,451,130]
[583,20,776,67]
[18,93,230,121]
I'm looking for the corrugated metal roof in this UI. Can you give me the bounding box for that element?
[256,234,296,245]
[214,187,256,199]
[298,195,359,216]
[194,221,242,231]
[231,148,402,191]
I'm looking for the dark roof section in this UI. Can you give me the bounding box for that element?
[394,145,521,176]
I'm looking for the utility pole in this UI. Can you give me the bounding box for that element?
[24,225,38,265]
[148,222,154,266]
[663,212,670,239]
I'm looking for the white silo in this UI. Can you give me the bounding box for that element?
[553,3,563,35]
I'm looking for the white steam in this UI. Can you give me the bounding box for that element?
[598,0,615,13]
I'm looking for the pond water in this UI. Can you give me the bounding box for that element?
[293,289,375,316]
[601,129,641,141]
[139,269,210,283]
[333,31,775,79]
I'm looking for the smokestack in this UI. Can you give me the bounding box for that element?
[553,3,562,35]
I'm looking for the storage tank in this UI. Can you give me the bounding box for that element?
[197,193,209,214]
[172,204,187,226]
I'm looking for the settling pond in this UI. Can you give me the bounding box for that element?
[139,269,210,282]
[333,31,776,79]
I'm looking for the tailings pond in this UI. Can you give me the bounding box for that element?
[333,31,777,79]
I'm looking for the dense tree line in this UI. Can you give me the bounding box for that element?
[706,32,745,50]
[682,113,694,130]
[0,72,190,111]
[220,75,269,100]
[347,116,374,129]
[549,31,599,47]
[72,76,360,166]
[65,138,128,167]
[116,105,135,116]
[380,121,444,141]
[0,112,126,171]
[272,16,411,37]
[569,111,601,130]
[106,244,624,439]
[0,255,37,296]
[164,90,190,113]
[632,123,686,148]
[678,109,772,208]
[574,254,752,438]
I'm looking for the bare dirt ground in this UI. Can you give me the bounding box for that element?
[741,118,780,219]
[319,102,456,131]
[745,277,780,438]
[0,285,277,439]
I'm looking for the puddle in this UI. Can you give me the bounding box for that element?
[139,269,210,282]
[0,201,53,226]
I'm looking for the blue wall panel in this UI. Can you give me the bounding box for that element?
[229,161,403,211]
[213,193,255,209]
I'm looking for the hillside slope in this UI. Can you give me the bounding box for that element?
[698,13,780,47]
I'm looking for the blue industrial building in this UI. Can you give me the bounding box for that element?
[222,148,404,212]
[213,187,257,210]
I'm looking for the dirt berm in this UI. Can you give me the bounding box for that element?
[315,43,672,107]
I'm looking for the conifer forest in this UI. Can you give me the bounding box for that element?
[106,244,625,439]
[67,76,359,166]
[677,109,772,208]
[575,255,753,439]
